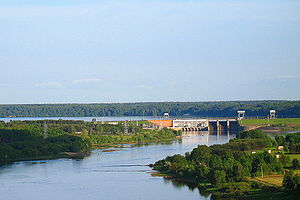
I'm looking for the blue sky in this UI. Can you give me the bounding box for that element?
[0,0,299,103]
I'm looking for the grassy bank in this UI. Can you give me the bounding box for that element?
[90,129,180,146]
[240,118,300,133]
[93,136,182,149]
[241,118,300,126]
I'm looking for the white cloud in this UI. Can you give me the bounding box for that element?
[72,78,103,84]
[35,81,63,88]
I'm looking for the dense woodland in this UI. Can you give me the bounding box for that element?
[0,120,180,162]
[0,129,92,161]
[0,101,300,118]
[153,130,300,198]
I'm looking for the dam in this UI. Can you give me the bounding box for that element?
[148,118,240,133]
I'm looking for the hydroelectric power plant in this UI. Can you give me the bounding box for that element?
[147,118,240,133]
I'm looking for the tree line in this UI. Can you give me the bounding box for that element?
[0,100,300,117]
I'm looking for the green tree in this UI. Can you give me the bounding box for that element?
[279,155,291,167]
[212,170,227,186]
[283,170,299,193]
[275,135,285,146]
[190,145,211,164]
[232,163,245,182]
[292,159,300,170]
[81,129,89,138]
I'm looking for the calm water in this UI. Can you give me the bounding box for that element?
[0,132,234,200]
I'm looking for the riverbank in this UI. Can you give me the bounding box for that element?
[152,129,300,200]
[0,151,90,166]
[97,136,184,152]
[151,171,294,200]
[241,118,300,133]
[0,129,235,200]
[0,135,182,165]
[92,136,182,148]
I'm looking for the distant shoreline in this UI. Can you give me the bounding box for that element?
[1,101,299,118]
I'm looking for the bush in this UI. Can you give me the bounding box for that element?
[292,159,300,170]
[221,182,252,195]
[283,170,300,194]
[0,144,20,160]
[212,170,227,186]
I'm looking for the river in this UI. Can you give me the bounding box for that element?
[0,131,234,200]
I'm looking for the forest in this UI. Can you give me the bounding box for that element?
[0,129,92,162]
[0,100,299,118]
[153,130,300,199]
[0,120,180,162]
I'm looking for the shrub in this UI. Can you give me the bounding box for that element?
[221,182,252,195]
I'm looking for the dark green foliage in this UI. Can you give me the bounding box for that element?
[286,133,300,144]
[236,129,267,139]
[220,182,252,196]
[276,132,300,153]
[292,159,300,170]
[275,135,285,146]
[288,143,300,153]
[283,171,300,195]
[0,144,20,160]
[232,162,245,182]
[236,129,275,148]
[0,120,179,162]
[152,131,300,196]
[194,165,210,180]
[0,131,92,161]
[153,130,284,192]
[0,129,38,143]
[279,155,291,167]
[0,100,299,117]
[0,119,147,136]
[46,134,92,152]
[89,128,178,144]
[212,170,227,186]
[226,138,272,150]
[190,145,211,163]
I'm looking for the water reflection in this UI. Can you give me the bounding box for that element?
[181,131,235,147]
[130,140,178,148]
[163,178,212,199]
[163,178,197,190]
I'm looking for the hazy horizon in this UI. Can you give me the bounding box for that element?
[0,99,299,106]
[1,0,299,104]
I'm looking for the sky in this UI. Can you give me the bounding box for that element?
[0,0,299,104]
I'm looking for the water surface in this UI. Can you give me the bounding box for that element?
[0,132,234,200]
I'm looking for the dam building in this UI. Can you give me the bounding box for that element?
[148,118,239,133]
